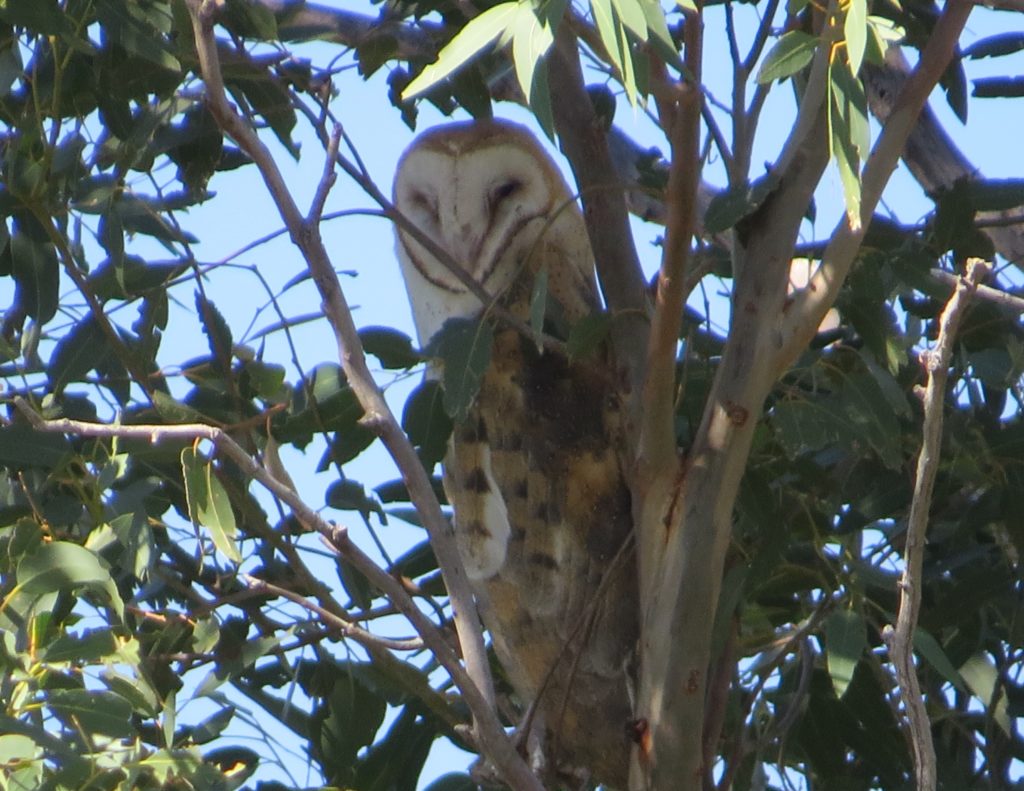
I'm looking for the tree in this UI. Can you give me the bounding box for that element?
[1,0,1023,789]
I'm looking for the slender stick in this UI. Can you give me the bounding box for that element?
[883,258,988,791]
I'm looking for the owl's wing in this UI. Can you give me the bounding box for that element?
[445,325,636,788]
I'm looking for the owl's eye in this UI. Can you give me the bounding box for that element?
[489,179,523,209]
[408,190,439,219]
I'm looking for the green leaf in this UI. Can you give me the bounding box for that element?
[402,3,519,100]
[402,380,454,469]
[964,32,1024,60]
[844,0,867,75]
[912,627,966,691]
[0,734,36,764]
[326,478,382,522]
[243,359,288,401]
[95,0,181,72]
[639,0,677,63]
[47,689,134,738]
[829,59,868,231]
[528,57,555,139]
[0,423,71,468]
[592,0,625,85]
[152,390,209,424]
[512,4,553,104]
[15,542,123,618]
[10,231,59,324]
[611,0,648,42]
[756,31,817,84]
[224,66,297,156]
[181,447,242,563]
[359,326,420,369]
[423,773,477,791]
[48,316,115,394]
[703,173,780,234]
[42,627,118,663]
[425,318,494,423]
[567,312,611,360]
[195,292,233,370]
[0,714,90,779]
[190,705,236,744]
[223,0,279,40]
[825,607,865,698]
[317,667,387,771]
[960,653,1012,735]
[0,0,70,34]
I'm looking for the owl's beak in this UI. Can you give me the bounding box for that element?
[441,221,489,281]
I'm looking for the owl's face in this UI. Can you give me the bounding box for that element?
[393,120,580,345]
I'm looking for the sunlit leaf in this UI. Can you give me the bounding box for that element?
[612,0,648,42]
[181,446,242,563]
[756,31,817,84]
[825,608,865,698]
[844,0,867,75]
[402,3,519,100]
[512,4,553,104]
[960,653,1012,735]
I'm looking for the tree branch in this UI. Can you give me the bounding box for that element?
[882,257,989,791]
[640,13,704,482]
[183,4,542,788]
[547,28,652,413]
[864,49,1024,268]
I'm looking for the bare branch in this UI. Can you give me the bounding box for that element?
[243,575,425,653]
[930,268,1024,313]
[183,4,542,788]
[641,16,704,474]
[547,27,652,411]
[265,0,439,59]
[864,50,1024,268]
[882,258,989,791]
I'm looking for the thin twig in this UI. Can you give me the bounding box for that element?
[882,258,989,791]
[640,11,703,479]
[242,574,424,652]
[930,268,1024,314]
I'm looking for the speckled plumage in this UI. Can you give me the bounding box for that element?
[394,119,636,787]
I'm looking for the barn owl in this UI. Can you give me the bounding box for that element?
[394,119,636,787]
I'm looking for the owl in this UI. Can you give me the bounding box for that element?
[394,119,637,788]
